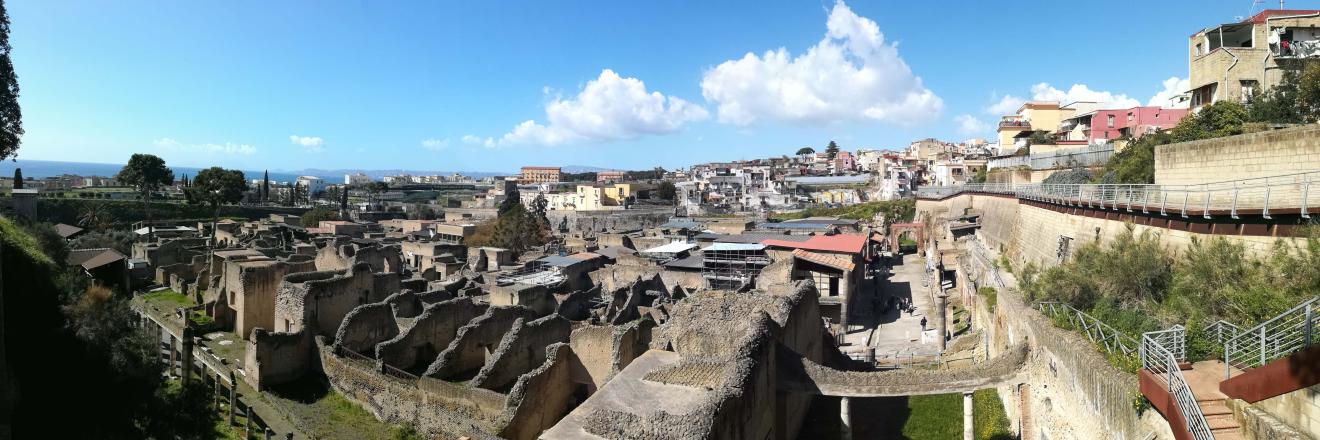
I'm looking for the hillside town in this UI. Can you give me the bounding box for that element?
[4,3,1320,440]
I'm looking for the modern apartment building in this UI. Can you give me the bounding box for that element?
[1188,9,1320,109]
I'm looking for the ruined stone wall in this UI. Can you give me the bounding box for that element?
[915,194,1020,256]
[316,241,402,274]
[501,343,579,440]
[472,315,572,391]
[317,338,508,439]
[961,257,1168,440]
[545,208,672,235]
[377,298,485,371]
[384,291,424,318]
[568,325,616,389]
[426,306,537,380]
[334,303,400,355]
[274,264,399,338]
[231,261,287,339]
[244,328,313,389]
[1155,124,1320,185]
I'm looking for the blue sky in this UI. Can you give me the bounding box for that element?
[8,0,1305,173]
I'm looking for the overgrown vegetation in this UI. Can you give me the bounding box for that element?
[771,198,915,224]
[973,389,1015,440]
[466,188,550,253]
[1020,225,1320,361]
[70,229,136,255]
[2,215,219,438]
[978,286,998,311]
[301,205,341,228]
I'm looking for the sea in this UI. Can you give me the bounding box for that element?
[0,159,511,184]
[0,159,307,183]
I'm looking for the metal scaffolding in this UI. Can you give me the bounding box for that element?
[701,243,770,290]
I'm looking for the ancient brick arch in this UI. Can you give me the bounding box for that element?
[888,223,925,253]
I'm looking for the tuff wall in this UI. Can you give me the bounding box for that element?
[1155,125,1320,185]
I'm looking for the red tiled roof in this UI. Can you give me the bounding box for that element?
[1244,9,1320,24]
[762,234,867,254]
[792,249,855,272]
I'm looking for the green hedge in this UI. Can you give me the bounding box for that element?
[18,198,308,227]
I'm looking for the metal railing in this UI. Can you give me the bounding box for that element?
[1034,301,1138,357]
[916,170,1320,218]
[1204,320,1242,345]
[1222,295,1319,373]
[1140,326,1214,440]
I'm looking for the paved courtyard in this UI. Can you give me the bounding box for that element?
[841,253,941,362]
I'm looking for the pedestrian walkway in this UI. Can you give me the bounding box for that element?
[867,253,941,361]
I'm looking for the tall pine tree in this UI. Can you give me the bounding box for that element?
[11,166,19,189]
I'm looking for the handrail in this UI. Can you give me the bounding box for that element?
[1204,320,1241,345]
[1222,295,1319,373]
[1034,301,1138,357]
[915,170,1320,218]
[1140,327,1214,440]
[967,239,1005,289]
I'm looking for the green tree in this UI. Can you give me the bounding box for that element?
[187,167,246,238]
[796,147,815,156]
[301,206,339,228]
[70,230,135,255]
[1247,68,1302,124]
[0,0,23,161]
[1171,100,1246,142]
[115,154,174,239]
[1295,63,1320,121]
[261,169,270,203]
[824,141,840,160]
[1026,130,1055,147]
[656,181,677,202]
[77,203,115,230]
[11,166,19,188]
[970,167,987,184]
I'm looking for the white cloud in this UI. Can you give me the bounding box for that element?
[154,137,256,156]
[1028,83,1141,109]
[699,0,941,126]
[953,114,991,136]
[1148,76,1190,108]
[420,138,450,151]
[288,135,324,152]
[985,94,1026,115]
[461,135,496,148]
[493,69,708,147]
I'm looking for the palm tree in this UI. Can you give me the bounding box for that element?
[78,203,115,230]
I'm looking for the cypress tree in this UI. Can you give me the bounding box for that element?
[11,166,19,189]
[262,170,270,202]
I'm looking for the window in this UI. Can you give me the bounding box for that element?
[1240,80,1259,102]
[1127,112,1134,122]
[1106,115,1114,128]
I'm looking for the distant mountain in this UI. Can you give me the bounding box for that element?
[290,168,514,179]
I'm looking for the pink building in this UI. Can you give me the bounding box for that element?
[1089,107,1189,143]
[833,151,856,173]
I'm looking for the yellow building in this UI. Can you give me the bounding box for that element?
[1187,10,1320,109]
[996,102,1077,153]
